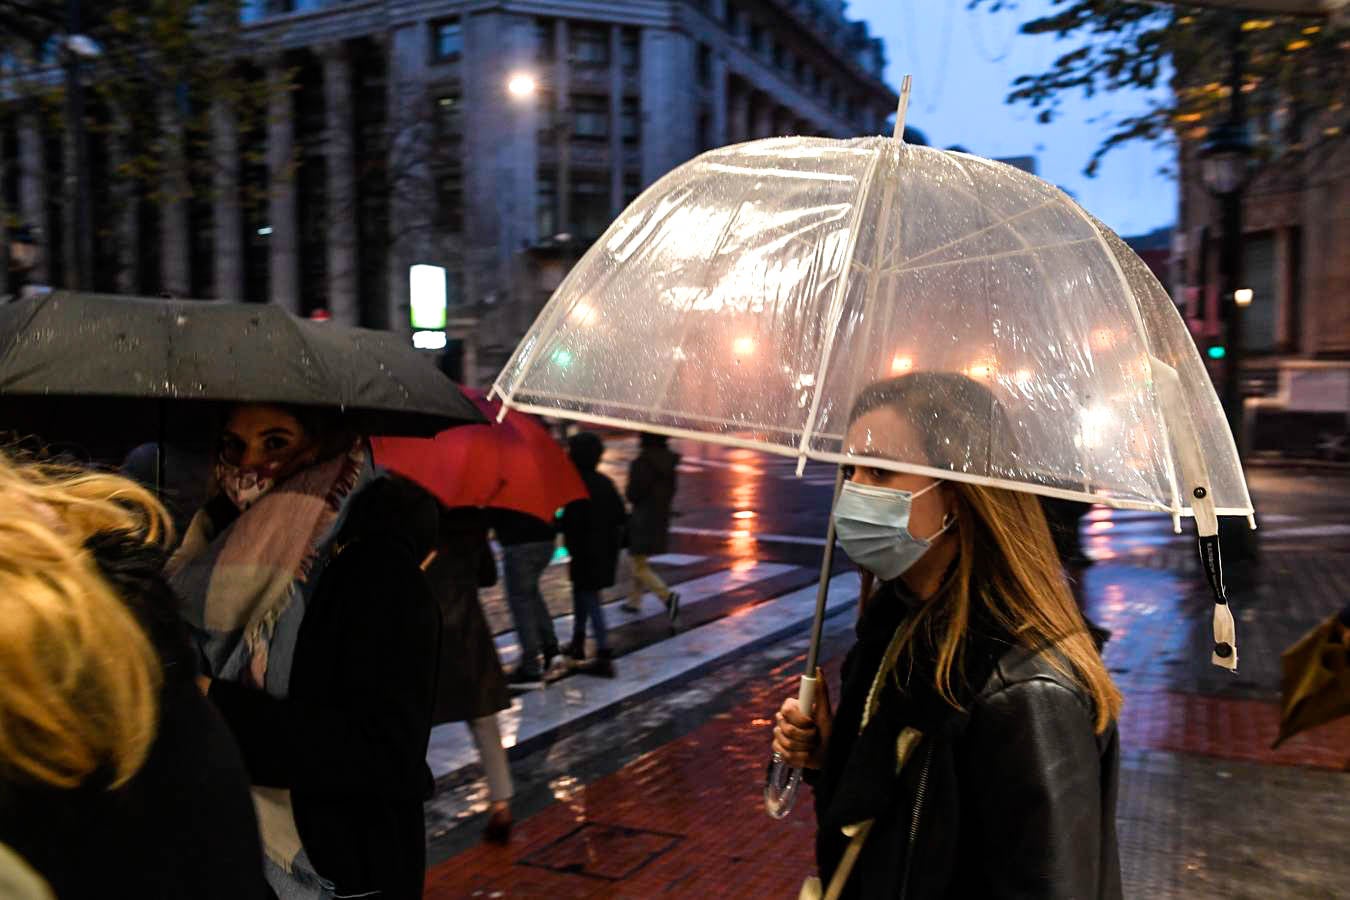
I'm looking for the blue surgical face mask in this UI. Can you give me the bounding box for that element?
[832,478,952,582]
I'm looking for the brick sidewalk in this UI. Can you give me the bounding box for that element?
[425,543,1350,897]
[425,654,1348,899]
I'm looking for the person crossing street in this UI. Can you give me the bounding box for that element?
[624,433,681,628]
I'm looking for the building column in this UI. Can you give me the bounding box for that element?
[159,92,192,297]
[321,41,359,325]
[729,77,751,143]
[609,25,625,218]
[554,19,571,236]
[109,110,140,295]
[211,101,243,300]
[1274,225,1298,351]
[267,56,299,313]
[752,93,773,139]
[711,55,728,147]
[17,109,50,285]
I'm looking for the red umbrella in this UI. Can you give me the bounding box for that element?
[372,387,587,523]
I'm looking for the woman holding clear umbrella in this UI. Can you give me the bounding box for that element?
[772,373,1123,900]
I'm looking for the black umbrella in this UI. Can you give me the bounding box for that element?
[0,291,484,457]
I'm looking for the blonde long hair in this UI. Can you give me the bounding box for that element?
[850,375,1122,733]
[0,453,171,788]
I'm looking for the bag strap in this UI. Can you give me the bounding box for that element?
[820,726,926,899]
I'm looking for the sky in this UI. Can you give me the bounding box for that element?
[846,0,1178,238]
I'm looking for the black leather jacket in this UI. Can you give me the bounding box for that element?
[809,583,1122,900]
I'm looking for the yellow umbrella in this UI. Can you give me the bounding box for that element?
[1273,604,1350,748]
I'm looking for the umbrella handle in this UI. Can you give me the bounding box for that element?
[764,675,817,819]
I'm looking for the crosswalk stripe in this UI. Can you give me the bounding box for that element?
[492,561,799,667]
[669,525,828,547]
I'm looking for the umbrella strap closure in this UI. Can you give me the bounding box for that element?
[1151,357,1238,672]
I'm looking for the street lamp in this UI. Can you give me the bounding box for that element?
[1197,16,1255,459]
[506,72,537,99]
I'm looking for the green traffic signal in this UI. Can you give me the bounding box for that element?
[1206,345,1227,360]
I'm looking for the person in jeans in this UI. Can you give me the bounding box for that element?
[560,432,627,678]
[624,433,681,626]
[491,509,563,688]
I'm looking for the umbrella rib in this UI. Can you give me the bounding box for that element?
[881,197,1061,272]
[878,238,1099,277]
[510,385,807,435]
[797,144,889,468]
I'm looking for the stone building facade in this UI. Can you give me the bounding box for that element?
[2,0,896,380]
[1178,126,1350,362]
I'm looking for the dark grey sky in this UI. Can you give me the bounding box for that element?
[847,0,1177,238]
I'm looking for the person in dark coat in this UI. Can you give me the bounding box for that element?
[772,374,1122,899]
[560,432,627,677]
[624,432,681,625]
[489,508,564,687]
[0,456,266,900]
[170,404,441,900]
[422,506,515,844]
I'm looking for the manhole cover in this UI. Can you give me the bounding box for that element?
[519,822,683,881]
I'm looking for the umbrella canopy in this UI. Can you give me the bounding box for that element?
[495,137,1250,523]
[0,292,484,449]
[1274,605,1350,748]
[371,387,587,524]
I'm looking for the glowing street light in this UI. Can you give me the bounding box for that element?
[891,355,914,374]
[506,72,538,99]
[733,336,756,356]
[1234,287,1254,306]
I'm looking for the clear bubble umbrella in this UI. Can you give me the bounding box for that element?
[493,81,1253,817]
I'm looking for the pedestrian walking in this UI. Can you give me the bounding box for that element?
[491,509,565,688]
[772,374,1123,899]
[168,404,441,900]
[423,506,516,844]
[560,432,627,677]
[0,454,266,900]
[624,432,681,626]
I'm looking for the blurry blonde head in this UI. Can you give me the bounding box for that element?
[0,452,170,789]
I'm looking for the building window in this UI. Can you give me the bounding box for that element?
[435,94,463,138]
[431,18,462,63]
[748,22,766,54]
[621,98,640,144]
[537,170,558,238]
[572,94,608,139]
[535,88,558,140]
[570,174,610,241]
[571,24,609,66]
[536,18,555,63]
[621,28,640,72]
[436,174,463,234]
[623,172,643,205]
[697,112,712,152]
[697,44,711,87]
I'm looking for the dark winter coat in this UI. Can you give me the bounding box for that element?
[625,441,680,556]
[423,507,511,725]
[207,477,441,900]
[0,535,267,900]
[808,581,1122,900]
[489,508,556,547]
[562,434,628,590]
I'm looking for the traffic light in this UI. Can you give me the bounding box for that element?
[1206,344,1227,360]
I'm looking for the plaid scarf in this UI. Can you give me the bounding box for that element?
[169,443,372,697]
